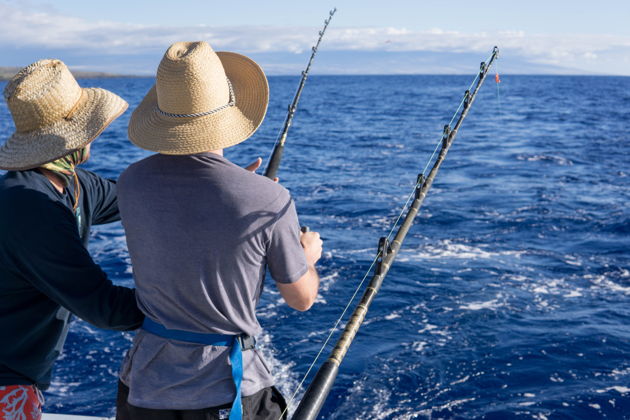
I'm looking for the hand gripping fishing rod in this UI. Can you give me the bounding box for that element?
[291,47,500,420]
[264,8,337,180]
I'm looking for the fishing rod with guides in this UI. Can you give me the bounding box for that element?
[264,8,337,180]
[289,46,500,420]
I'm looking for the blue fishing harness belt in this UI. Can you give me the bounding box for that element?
[141,317,256,420]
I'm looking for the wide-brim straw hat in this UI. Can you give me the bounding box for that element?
[0,59,128,171]
[128,41,269,154]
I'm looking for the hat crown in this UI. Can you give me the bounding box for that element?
[156,42,231,115]
[4,60,83,133]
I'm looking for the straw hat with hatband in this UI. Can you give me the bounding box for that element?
[128,41,269,154]
[0,59,128,171]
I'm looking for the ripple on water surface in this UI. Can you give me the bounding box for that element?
[1,75,629,418]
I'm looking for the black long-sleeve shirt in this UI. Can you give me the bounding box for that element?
[0,168,143,389]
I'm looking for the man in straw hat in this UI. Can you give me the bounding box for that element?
[115,41,322,420]
[0,59,144,419]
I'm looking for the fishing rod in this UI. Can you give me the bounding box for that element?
[264,8,337,180]
[290,46,500,420]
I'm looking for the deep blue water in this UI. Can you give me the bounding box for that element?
[1,73,629,419]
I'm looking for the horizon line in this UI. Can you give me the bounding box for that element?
[1,72,628,81]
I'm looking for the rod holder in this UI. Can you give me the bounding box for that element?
[463,90,471,109]
[442,125,451,147]
[415,174,425,199]
[375,237,389,275]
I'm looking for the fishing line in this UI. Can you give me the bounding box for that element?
[280,254,381,418]
[495,59,502,115]
[263,8,337,179]
[386,49,494,248]
[262,126,283,174]
[281,48,499,420]
[415,65,483,184]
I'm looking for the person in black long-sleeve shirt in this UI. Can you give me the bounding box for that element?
[0,60,143,418]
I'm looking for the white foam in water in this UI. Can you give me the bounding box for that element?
[345,378,474,420]
[611,367,630,378]
[255,332,300,413]
[417,398,476,417]
[333,380,395,420]
[563,255,582,266]
[334,247,377,256]
[412,341,428,352]
[450,375,470,386]
[253,278,319,415]
[417,323,438,333]
[365,388,399,420]
[595,386,630,394]
[515,276,587,307]
[585,274,630,295]
[46,380,81,396]
[532,285,549,294]
[516,154,573,166]
[415,321,452,348]
[400,240,524,261]
[459,294,504,311]
[315,271,340,304]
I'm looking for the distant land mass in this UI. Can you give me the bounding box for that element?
[0,66,131,81]
[0,49,612,78]
[1,49,614,78]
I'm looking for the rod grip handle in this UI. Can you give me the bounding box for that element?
[301,226,310,233]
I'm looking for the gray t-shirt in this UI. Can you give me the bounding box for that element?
[117,152,308,409]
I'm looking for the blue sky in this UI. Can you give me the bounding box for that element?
[1,0,629,75]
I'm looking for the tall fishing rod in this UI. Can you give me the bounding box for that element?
[264,8,337,180]
[290,46,500,420]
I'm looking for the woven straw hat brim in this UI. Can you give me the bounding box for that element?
[0,88,128,171]
[128,51,269,155]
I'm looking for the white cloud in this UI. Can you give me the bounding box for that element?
[1,2,629,74]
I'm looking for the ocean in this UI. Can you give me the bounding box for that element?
[1,72,629,419]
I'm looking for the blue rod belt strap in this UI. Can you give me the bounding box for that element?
[141,317,255,420]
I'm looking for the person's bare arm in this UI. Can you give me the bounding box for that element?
[276,231,322,311]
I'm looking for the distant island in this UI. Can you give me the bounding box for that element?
[0,66,133,81]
